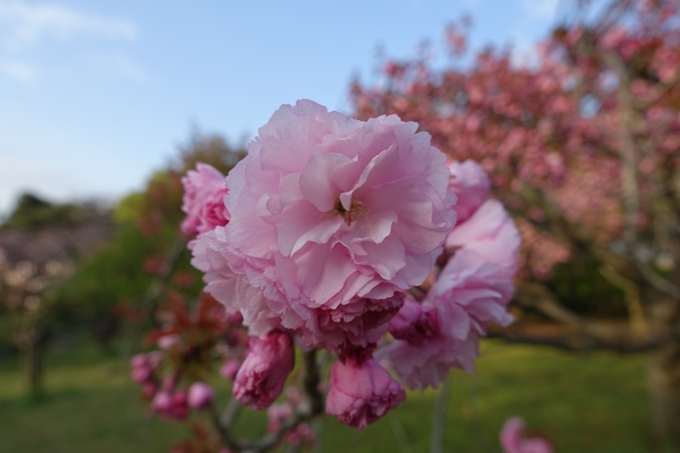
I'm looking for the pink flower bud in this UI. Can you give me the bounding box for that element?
[500,417,553,453]
[143,383,158,399]
[131,367,152,383]
[388,298,439,346]
[187,381,215,410]
[326,357,405,429]
[220,359,241,380]
[130,353,148,369]
[152,391,173,412]
[157,334,181,350]
[232,333,295,410]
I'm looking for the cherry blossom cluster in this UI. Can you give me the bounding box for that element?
[177,99,520,431]
[129,295,248,423]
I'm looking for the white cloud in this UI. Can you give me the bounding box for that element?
[0,0,137,49]
[0,59,35,83]
[517,0,559,19]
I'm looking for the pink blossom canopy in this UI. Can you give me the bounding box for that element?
[192,99,456,349]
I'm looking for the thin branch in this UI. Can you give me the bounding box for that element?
[430,377,451,453]
[122,237,188,358]
[512,281,662,352]
[634,260,680,299]
[212,349,325,453]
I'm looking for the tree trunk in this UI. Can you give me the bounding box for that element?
[23,328,45,397]
[648,303,680,447]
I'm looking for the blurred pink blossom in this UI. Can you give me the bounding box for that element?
[446,159,490,223]
[180,163,230,236]
[187,381,215,410]
[500,417,554,453]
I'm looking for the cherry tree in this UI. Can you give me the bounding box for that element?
[350,0,680,443]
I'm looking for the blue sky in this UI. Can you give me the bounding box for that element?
[0,0,564,215]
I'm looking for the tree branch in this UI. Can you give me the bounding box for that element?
[211,349,325,453]
[511,281,661,352]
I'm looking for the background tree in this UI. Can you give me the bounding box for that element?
[350,0,680,444]
[53,130,246,351]
[0,193,113,396]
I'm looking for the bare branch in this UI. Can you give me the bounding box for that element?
[512,282,661,352]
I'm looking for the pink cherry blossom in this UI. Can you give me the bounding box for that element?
[446,159,490,223]
[187,381,215,410]
[192,99,456,349]
[180,163,230,236]
[446,198,521,269]
[500,417,554,453]
[326,357,405,429]
[382,250,516,389]
[232,332,295,410]
[379,192,519,389]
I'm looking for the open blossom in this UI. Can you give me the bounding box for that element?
[180,163,230,236]
[232,332,295,410]
[446,159,490,223]
[500,417,554,453]
[191,99,456,349]
[326,357,406,429]
[378,160,520,390]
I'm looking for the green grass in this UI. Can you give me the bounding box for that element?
[0,341,656,453]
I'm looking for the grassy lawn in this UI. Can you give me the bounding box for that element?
[0,340,655,453]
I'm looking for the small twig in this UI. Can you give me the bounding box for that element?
[389,416,414,453]
[430,377,451,453]
[212,349,325,453]
[122,237,187,358]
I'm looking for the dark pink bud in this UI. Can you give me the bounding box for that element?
[143,383,158,399]
[388,299,439,346]
[326,357,405,429]
[187,382,215,410]
[152,391,173,412]
[220,359,241,380]
[232,333,295,410]
[130,353,148,369]
[131,367,152,383]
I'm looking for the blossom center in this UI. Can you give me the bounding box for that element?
[334,199,364,226]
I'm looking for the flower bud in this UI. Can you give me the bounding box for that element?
[187,381,215,410]
[326,357,405,429]
[220,359,241,381]
[151,391,173,412]
[232,333,295,410]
